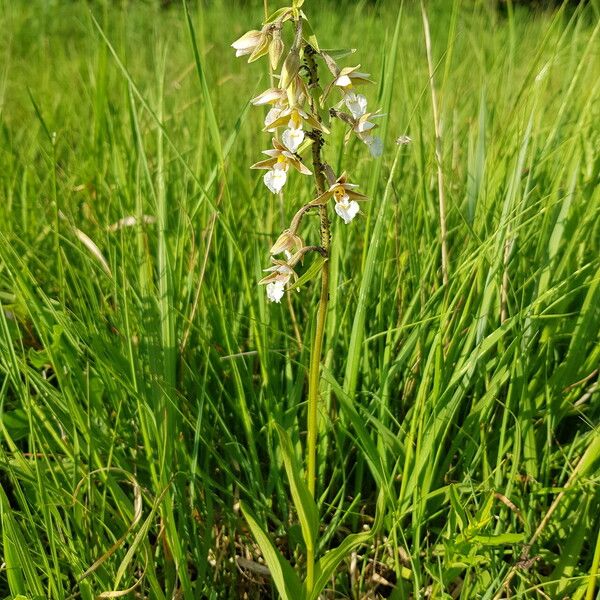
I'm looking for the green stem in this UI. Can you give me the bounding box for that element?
[304,43,329,594]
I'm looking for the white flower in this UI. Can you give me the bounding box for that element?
[259,262,297,302]
[282,127,305,153]
[266,281,286,303]
[335,195,360,224]
[231,30,269,61]
[251,138,312,193]
[264,166,287,193]
[344,92,368,119]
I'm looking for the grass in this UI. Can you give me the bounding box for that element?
[0,0,599,598]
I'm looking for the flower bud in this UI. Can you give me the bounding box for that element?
[269,29,285,70]
[270,229,303,256]
[280,49,301,91]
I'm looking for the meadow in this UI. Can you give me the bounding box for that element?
[0,0,599,598]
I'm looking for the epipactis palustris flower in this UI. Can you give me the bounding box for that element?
[344,91,368,119]
[311,172,368,224]
[231,29,271,62]
[263,105,326,134]
[344,110,385,158]
[259,261,298,303]
[251,138,312,193]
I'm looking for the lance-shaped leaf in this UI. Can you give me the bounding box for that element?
[275,424,319,556]
[241,503,305,600]
[289,256,327,291]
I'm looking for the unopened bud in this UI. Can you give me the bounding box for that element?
[269,29,285,70]
[270,229,302,256]
[280,49,300,90]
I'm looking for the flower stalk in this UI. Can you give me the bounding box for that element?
[233,2,381,591]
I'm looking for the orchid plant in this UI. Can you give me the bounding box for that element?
[233,1,383,597]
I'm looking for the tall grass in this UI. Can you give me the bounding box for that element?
[0,0,598,598]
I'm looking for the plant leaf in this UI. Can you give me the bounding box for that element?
[241,503,305,600]
[289,256,327,291]
[275,424,319,555]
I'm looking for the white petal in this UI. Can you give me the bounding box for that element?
[344,92,368,119]
[251,89,284,105]
[335,199,360,224]
[264,168,287,193]
[232,31,262,51]
[266,281,286,303]
[282,127,305,153]
[335,74,352,88]
[355,120,375,133]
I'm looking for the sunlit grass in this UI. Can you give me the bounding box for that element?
[0,1,598,598]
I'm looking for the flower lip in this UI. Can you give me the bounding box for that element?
[266,281,286,302]
[335,197,360,224]
[264,168,287,193]
[282,127,305,153]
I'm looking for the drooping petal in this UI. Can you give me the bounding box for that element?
[282,127,305,153]
[311,189,334,205]
[345,187,369,201]
[248,34,272,62]
[264,168,287,193]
